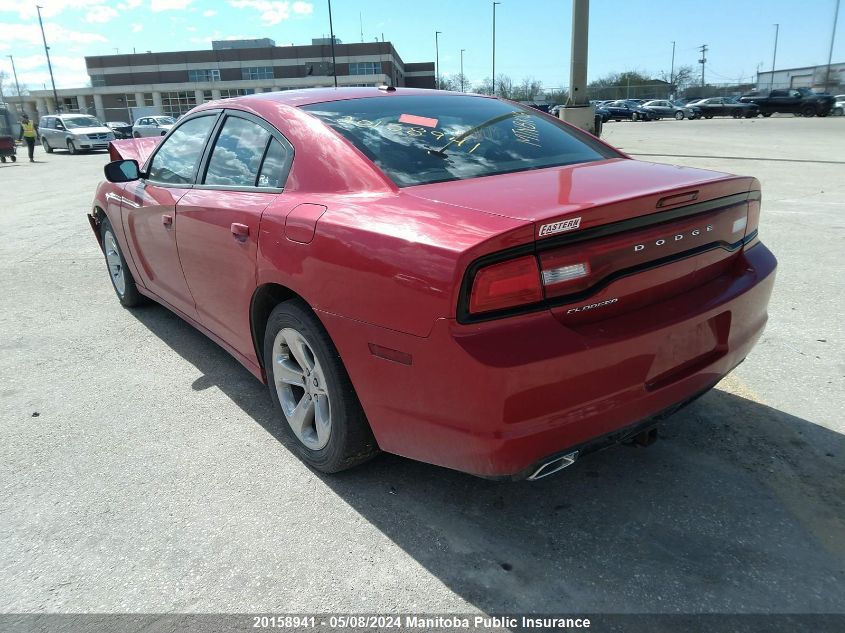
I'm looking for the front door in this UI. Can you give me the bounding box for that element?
[176,112,293,363]
[122,112,220,319]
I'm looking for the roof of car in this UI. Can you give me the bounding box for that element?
[217,86,472,108]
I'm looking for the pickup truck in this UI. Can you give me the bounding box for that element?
[739,87,835,117]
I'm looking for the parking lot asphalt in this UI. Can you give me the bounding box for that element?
[1,117,843,617]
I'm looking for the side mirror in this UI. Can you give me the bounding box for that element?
[104,159,141,183]
[55,123,65,130]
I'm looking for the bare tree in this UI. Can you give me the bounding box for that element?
[544,88,569,104]
[495,74,514,99]
[440,73,470,92]
[659,65,695,93]
[475,77,494,95]
[512,77,543,101]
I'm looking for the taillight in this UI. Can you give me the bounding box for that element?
[469,255,543,314]
[744,198,761,249]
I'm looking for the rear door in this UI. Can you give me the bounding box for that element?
[122,112,220,318]
[175,111,294,361]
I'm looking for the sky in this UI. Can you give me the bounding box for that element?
[0,0,842,93]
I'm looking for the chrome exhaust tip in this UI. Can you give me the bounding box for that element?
[527,451,579,481]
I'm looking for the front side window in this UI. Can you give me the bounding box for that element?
[302,95,616,187]
[147,115,216,185]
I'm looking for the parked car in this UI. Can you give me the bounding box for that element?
[604,100,656,121]
[132,115,176,137]
[674,100,703,119]
[106,121,133,139]
[90,88,776,480]
[688,97,759,119]
[739,87,835,117]
[830,95,844,116]
[0,102,18,163]
[595,105,611,122]
[641,99,698,120]
[39,114,114,154]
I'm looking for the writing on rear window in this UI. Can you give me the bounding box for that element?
[302,95,615,187]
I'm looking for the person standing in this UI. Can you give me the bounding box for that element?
[19,114,37,163]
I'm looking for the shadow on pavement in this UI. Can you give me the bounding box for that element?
[130,303,845,615]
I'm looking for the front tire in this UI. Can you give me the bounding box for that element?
[674,111,684,120]
[67,140,77,155]
[100,218,144,307]
[263,300,378,473]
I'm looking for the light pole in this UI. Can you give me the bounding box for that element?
[492,2,501,95]
[669,41,675,98]
[770,23,779,91]
[36,5,60,112]
[435,31,442,89]
[327,0,338,88]
[824,0,840,92]
[460,48,465,92]
[7,55,23,113]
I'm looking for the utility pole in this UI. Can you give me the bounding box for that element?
[698,43,708,87]
[492,2,501,95]
[460,49,465,92]
[770,24,779,90]
[825,0,840,92]
[435,31,442,89]
[359,12,364,43]
[7,55,23,113]
[560,0,595,133]
[669,41,675,97]
[36,5,60,112]
[327,0,337,88]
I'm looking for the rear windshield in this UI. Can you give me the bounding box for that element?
[301,95,616,187]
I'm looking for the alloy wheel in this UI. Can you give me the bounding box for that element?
[103,229,126,296]
[272,328,331,450]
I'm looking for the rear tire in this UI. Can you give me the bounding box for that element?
[100,217,145,308]
[834,107,844,116]
[10,155,15,162]
[133,131,141,138]
[801,104,815,117]
[263,300,379,473]
[41,137,53,153]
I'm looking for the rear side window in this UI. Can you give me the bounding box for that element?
[301,95,616,187]
[202,116,291,189]
[257,139,289,188]
[147,115,216,185]
[204,116,271,187]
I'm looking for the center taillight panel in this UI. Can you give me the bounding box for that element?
[539,202,749,302]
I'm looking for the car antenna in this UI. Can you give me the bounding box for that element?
[377,85,396,92]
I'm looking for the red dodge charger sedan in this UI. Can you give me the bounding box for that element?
[89,88,776,480]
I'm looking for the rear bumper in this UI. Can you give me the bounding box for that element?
[321,243,777,479]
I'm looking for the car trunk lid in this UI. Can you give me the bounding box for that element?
[420,159,759,325]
